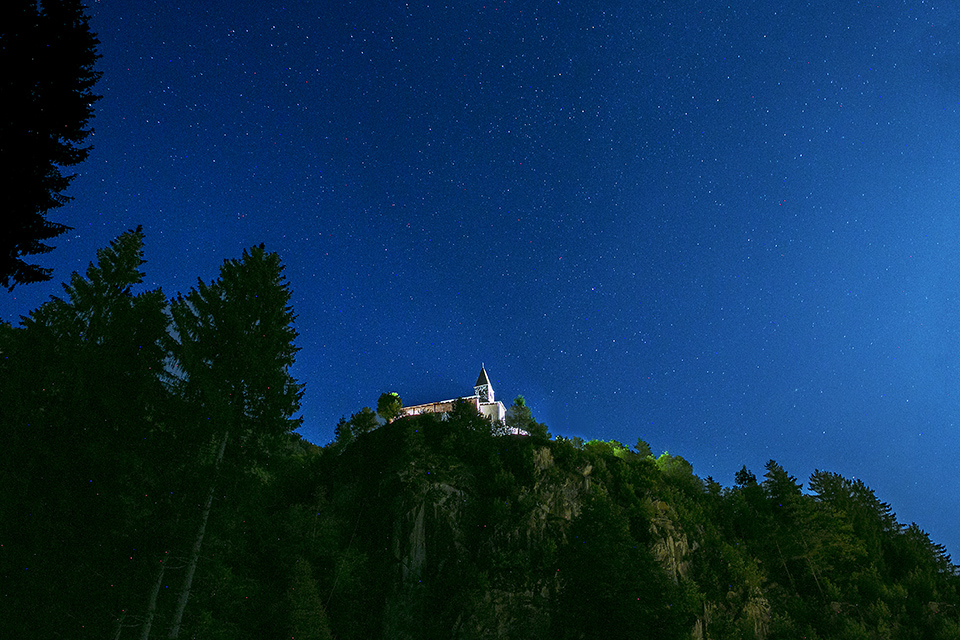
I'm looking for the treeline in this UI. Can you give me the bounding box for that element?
[1,231,958,639]
[0,229,304,639]
[283,413,960,639]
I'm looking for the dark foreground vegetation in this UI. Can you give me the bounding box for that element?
[1,231,957,639]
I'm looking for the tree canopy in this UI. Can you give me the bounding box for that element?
[1,231,957,639]
[0,231,308,638]
[167,243,303,455]
[377,392,403,422]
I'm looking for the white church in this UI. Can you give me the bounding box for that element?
[399,365,506,423]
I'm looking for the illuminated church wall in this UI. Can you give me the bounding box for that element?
[399,365,506,423]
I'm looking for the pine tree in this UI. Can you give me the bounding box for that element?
[0,227,169,638]
[1,0,102,288]
[162,244,303,637]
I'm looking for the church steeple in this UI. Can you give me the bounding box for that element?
[474,364,493,403]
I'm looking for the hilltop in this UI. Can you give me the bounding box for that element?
[1,230,957,639]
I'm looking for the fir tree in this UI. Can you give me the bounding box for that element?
[0,227,169,638]
[162,244,303,637]
[1,0,102,288]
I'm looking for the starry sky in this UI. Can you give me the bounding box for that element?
[5,1,960,559]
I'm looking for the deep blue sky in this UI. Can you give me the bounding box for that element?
[5,1,960,559]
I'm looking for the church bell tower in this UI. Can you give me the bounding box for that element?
[474,364,494,403]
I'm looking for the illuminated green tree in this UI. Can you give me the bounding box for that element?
[377,392,403,422]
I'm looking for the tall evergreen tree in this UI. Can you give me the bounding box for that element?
[506,395,549,438]
[162,244,302,637]
[1,0,102,288]
[0,227,169,638]
[167,244,302,453]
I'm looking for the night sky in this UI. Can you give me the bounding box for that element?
[5,1,960,559]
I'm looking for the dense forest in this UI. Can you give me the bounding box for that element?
[1,231,958,639]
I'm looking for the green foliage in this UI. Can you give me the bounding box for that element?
[334,414,354,448]
[656,451,694,477]
[350,406,379,436]
[506,394,550,438]
[0,232,312,639]
[0,228,174,638]
[3,230,959,639]
[735,465,759,487]
[634,437,653,458]
[506,395,532,430]
[289,558,334,640]
[557,489,689,639]
[377,391,403,422]
[763,460,802,500]
[167,243,303,460]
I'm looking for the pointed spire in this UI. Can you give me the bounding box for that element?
[475,364,493,402]
[475,364,490,387]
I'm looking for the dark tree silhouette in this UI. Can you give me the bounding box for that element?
[0,227,170,638]
[0,0,101,289]
[163,244,303,637]
[507,395,549,438]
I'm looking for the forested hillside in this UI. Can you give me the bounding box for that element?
[1,232,957,639]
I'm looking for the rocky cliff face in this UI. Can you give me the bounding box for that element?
[373,428,592,639]
[316,414,694,639]
[309,412,960,640]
